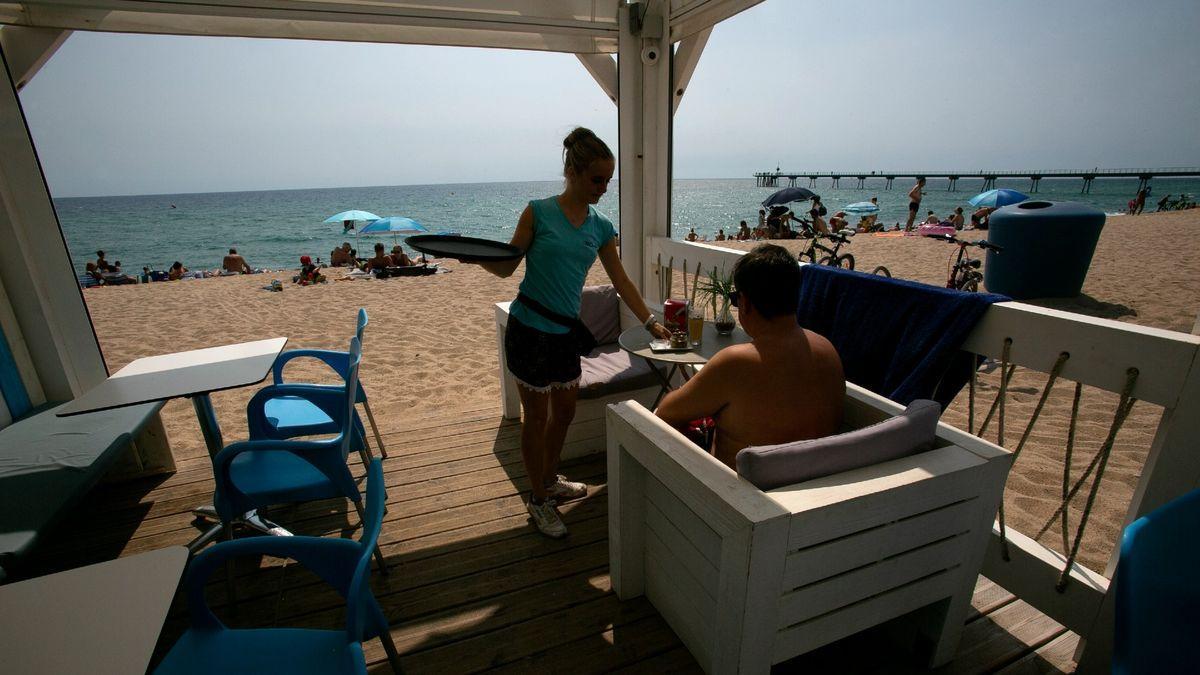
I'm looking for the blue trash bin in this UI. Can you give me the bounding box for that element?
[983,200,1105,299]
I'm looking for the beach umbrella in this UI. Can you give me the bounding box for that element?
[761,187,816,208]
[844,201,880,215]
[968,189,1029,209]
[359,217,428,245]
[323,209,380,225]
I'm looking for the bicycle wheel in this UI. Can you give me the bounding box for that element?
[872,265,892,277]
[963,276,980,292]
[835,254,855,270]
[817,256,832,266]
[799,249,818,264]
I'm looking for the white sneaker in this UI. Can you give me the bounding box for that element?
[527,499,568,539]
[545,474,587,502]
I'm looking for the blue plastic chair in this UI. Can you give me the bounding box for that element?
[1114,487,1200,674]
[155,458,401,674]
[218,337,386,572]
[260,308,388,461]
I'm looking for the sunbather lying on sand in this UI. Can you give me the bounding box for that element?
[655,244,845,469]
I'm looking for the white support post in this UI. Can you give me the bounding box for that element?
[0,26,71,90]
[617,0,671,302]
[0,44,107,399]
[671,27,710,114]
[574,53,617,105]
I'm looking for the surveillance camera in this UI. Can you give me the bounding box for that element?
[640,45,659,65]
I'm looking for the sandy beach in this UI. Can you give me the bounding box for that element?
[83,209,1200,572]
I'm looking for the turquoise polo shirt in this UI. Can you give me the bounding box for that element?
[511,196,616,334]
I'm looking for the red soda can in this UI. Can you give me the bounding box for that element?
[663,299,689,333]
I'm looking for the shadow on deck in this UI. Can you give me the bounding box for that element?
[26,404,1078,673]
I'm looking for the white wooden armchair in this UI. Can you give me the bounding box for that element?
[606,383,1012,673]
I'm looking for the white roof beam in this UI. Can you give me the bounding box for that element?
[669,0,762,42]
[575,52,616,105]
[0,25,71,88]
[670,25,707,114]
[0,1,619,53]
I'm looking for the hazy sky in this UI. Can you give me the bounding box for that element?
[14,0,1200,198]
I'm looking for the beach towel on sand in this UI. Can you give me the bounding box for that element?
[796,265,1008,408]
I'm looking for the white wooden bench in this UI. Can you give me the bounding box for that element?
[605,383,1012,673]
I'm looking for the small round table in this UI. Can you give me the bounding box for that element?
[618,323,752,408]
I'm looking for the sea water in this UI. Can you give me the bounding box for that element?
[56,177,1200,275]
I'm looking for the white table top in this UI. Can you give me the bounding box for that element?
[0,546,188,674]
[57,337,288,417]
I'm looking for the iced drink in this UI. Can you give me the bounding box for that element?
[688,313,704,346]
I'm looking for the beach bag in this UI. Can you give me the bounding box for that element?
[516,292,598,356]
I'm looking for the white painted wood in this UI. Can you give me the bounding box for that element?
[645,536,715,666]
[0,45,108,401]
[0,546,187,675]
[606,396,1013,671]
[644,497,720,596]
[0,25,71,89]
[669,0,764,42]
[783,499,975,588]
[960,301,1199,407]
[617,2,645,293]
[3,1,620,53]
[671,26,710,114]
[0,272,46,408]
[773,571,960,663]
[574,53,617,104]
[645,472,722,566]
[779,535,968,626]
[494,302,520,419]
[607,416,646,599]
[981,524,1107,637]
[57,337,287,417]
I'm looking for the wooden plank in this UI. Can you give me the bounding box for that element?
[774,570,959,663]
[777,449,989,549]
[995,630,1080,674]
[644,499,719,599]
[778,536,968,626]
[943,599,1068,675]
[644,473,722,567]
[487,614,689,674]
[959,301,1199,408]
[784,499,975,589]
[969,576,1017,622]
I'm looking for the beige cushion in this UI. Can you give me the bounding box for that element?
[735,400,941,491]
[579,285,621,345]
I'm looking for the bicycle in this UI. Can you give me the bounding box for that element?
[797,228,893,276]
[930,233,1003,292]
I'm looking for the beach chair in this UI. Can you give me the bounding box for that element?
[219,337,387,573]
[1113,487,1200,674]
[606,383,1012,673]
[257,308,387,462]
[154,458,400,675]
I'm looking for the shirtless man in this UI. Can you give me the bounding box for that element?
[655,244,845,469]
[222,248,252,274]
[365,242,392,271]
[905,178,926,231]
[330,242,353,267]
[390,245,415,267]
[951,206,966,230]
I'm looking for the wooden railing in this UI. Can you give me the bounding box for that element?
[643,236,1200,670]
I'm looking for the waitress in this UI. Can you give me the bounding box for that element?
[477,127,670,538]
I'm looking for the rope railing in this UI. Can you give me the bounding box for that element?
[971,336,1140,591]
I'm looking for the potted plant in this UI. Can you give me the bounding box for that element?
[697,265,737,335]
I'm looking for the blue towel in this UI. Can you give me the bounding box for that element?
[796,265,1008,407]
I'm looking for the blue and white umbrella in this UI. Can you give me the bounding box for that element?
[844,201,880,215]
[359,217,428,245]
[968,189,1028,209]
[323,210,381,225]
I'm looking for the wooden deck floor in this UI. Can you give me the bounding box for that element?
[27,403,1079,673]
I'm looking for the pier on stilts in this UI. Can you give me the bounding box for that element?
[754,167,1200,193]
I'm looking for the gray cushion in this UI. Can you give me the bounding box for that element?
[579,285,620,345]
[579,344,665,399]
[735,399,941,491]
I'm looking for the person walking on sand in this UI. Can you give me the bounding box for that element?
[222,248,252,274]
[906,178,926,231]
[475,127,670,538]
[1134,188,1148,215]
